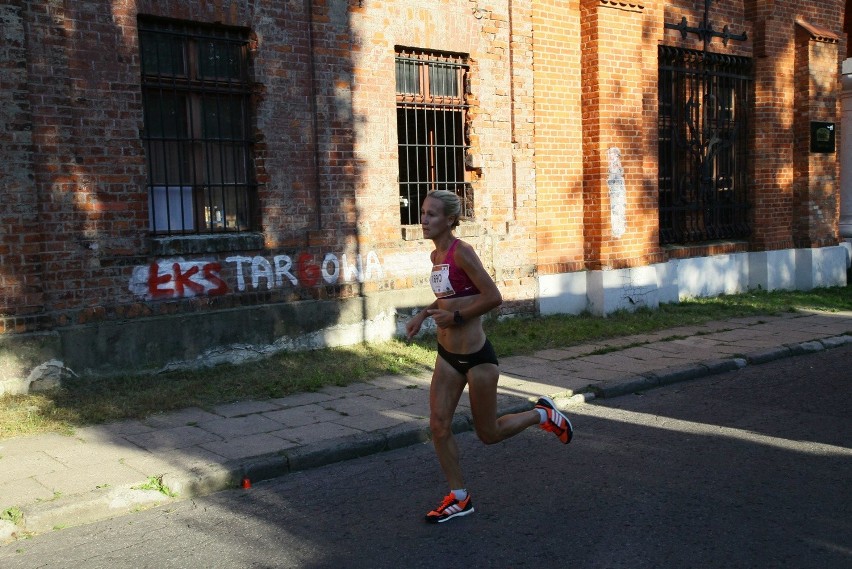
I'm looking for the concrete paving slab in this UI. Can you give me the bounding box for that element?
[0,477,54,506]
[143,408,222,429]
[324,394,399,417]
[120,446,229,477]
[333,411,411,432]
[267,391,338,408]
[499,362,581,381]
[708,329,774,342]
[211,400,283,417]
[368,374,430,389]
[498,355,551,373]
[274,422,363,445]
[124,425,222,452]
[0,452,66,482]
[668,336,726,349]
[261,404,346,428]
[529,347,578,360]
[41,441,152,470]
[75,419,155,439]
[196,415,285,438]
[568,364,647,382]
[573,353,661,373]
[646,349,723,363]
[0,433,77,456]
[613,346,676,360]
[319,382,377,396]
[199,433,299,460]
[35,460,146,496]
[367,385,429,406]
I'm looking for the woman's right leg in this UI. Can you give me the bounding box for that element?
[429,355,468,490]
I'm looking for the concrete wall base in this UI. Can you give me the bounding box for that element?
[538,245,848,317]
[0,288,430,395]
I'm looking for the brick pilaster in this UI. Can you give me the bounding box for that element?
[580,0,662,270]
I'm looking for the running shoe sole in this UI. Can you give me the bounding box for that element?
[430,506,475,523]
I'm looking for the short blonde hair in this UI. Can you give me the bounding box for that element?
[427,190,461,228]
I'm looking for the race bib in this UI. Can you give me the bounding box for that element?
[430,264,455,298]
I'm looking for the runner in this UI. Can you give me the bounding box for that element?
[405,189,574,524]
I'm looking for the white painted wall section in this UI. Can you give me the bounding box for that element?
[538,272,588,315]
[676,253,749,299]
[587,265,659,316]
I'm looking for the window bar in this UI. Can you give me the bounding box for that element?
[202,42,216,232]
[178,35,195,234]
[429,112,436,193]
[159,42,178,234]
[213,41,231,231]
[441,107,449,193]
[412,90,423,218]
[201,93,215,232]
[139,34,159,233]
[215,94,229,231]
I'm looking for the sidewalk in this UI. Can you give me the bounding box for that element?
[2,310,851,541]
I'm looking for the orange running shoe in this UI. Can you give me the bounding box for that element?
[536,396,574,444]
[425,491,474,523]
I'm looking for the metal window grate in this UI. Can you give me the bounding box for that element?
[658,46,752,245]
[395,48,472,225]
[139,18,257,235]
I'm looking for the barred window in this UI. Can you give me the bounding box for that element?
[658,46,751,245]
[395,48,472,225]
[138,18,256,235]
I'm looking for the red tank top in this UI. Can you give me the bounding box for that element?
[430,239,481,299]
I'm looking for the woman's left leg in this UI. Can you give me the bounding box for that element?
[430,356,469,490]
[467,363,540,445]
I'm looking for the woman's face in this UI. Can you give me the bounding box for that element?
[420,196,454,239]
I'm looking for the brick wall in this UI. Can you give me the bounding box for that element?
[793,22,842,247]
[532,1,585,274]
[579,0,665,270]
[0,3,42,329]
[0,0,846,369]
[749,0,845,251]
[1,0,536,329]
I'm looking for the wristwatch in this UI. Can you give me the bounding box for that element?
[453,310,464,325]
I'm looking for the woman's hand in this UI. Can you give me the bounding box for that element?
[426,308,455,329]
[405,310,428,340]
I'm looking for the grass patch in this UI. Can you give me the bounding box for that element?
[133,475,176,498]
[1,286,849,440]
[1,506,23,525]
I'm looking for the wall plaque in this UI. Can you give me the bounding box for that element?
[810,122,835,153]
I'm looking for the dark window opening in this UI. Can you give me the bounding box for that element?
[139,17,257,235]
[658,46,751,245]
[396,48,471,225]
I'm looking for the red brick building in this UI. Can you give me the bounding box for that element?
[1,0,849,392]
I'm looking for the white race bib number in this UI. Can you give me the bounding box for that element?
[430,264,455,298]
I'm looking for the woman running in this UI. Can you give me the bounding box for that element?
[405,189,573,524]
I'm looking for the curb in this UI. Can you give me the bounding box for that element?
[596,335,851,400]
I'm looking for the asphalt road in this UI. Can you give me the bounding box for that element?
[2,344,851,569]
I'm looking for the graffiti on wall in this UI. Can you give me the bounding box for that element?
[128,251,384,300]
[607,147,627,239]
